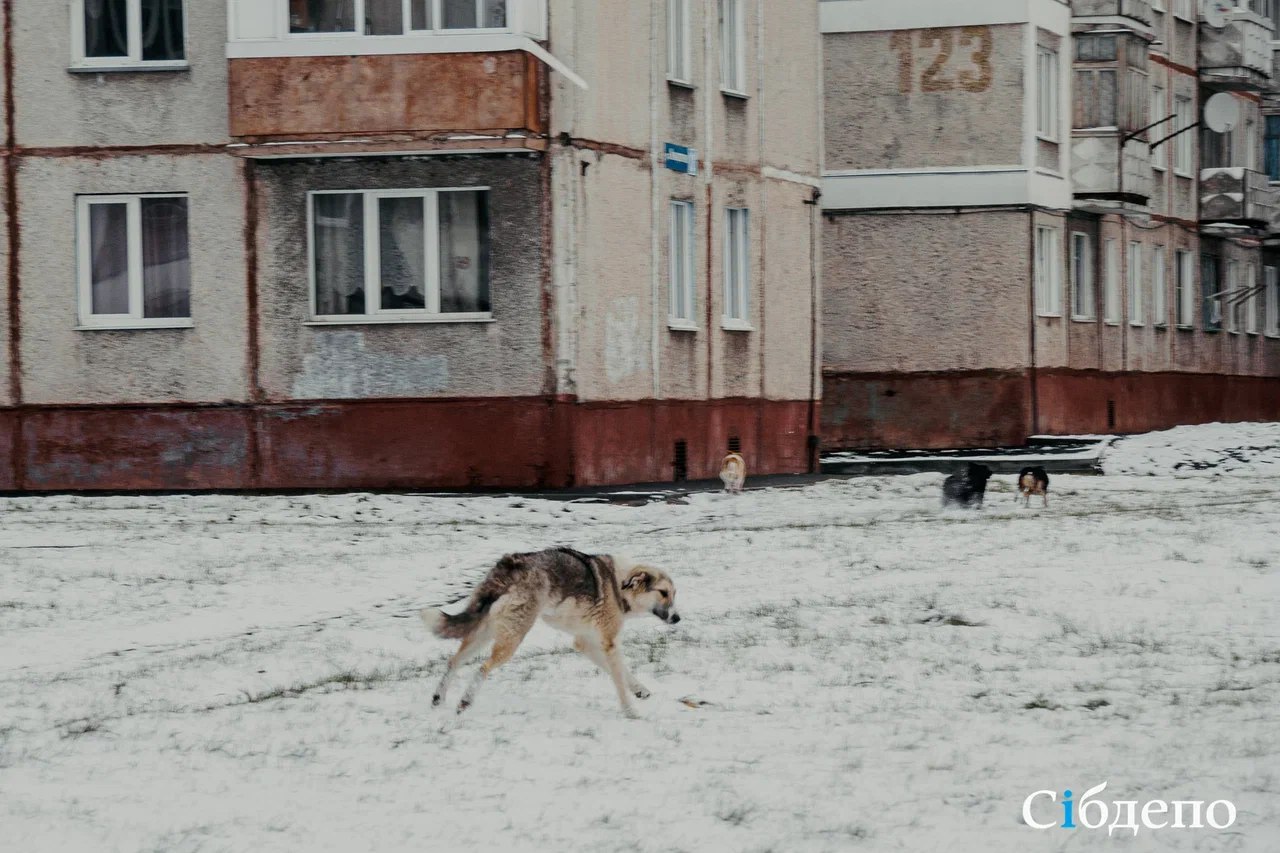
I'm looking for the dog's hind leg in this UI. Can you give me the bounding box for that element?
[433,629,488,708]
[574,636,649,700]
[457,599,537,715]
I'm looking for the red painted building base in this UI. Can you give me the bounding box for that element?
[0,397,816,492]
[823,369,1280,450]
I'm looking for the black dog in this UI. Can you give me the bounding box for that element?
[1017,466,1050,507]
[941,462,992,509]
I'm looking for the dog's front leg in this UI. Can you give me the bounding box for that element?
[600,639,641,719]
[575,636,650,701]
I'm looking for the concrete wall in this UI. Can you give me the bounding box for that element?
[12,0,228,148]
[253,154,548,402]
[824,25,1027,172]
[18,153,250,405]
[823,210,1033,374]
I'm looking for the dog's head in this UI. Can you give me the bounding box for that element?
[617,562,680,624]
[965,462,992,487]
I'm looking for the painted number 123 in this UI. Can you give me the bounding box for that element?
[890,26,994,94]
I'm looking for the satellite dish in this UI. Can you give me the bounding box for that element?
[1201,0,1231,28]
[1204,92,1241,133]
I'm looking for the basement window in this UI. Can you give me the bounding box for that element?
[72,0,187,70]
[76,194,192,330]
[308,188,492,324]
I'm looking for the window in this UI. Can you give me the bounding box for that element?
[1037,46,1059,140]
[1104,238,1121,322]
[1151,246,1167,327]
[1245,118,1256,172]
[1202,125,1234,169]
[668,0,692,84]
[1226,260,1241,333]
[669,200,696,326]
[289,0,507,35]
[1266,266,1279,336]
[723,208,750,327]
[719,0,746,94]
[1202,254,1222,331]
[309,189,490,321]
[1174,96,1194,176]
[1246,263,1259,334]
[1071,233,1095,320]
[1172,0,1193,19]
[1265,116,1280,182]
[1152,84,1167,170]
[1127,241,1144,325]
[76,194,191,328]
[1035,227,1061,317]
[1176,250,1194,327]
[75,0,185,67]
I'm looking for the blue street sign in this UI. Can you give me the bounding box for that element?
[664,143,699,176]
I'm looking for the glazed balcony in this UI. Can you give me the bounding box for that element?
[1200,167,1280,228]
[225,0,577,153]
[1071,0,1152,27]
[1199,6,1273,91]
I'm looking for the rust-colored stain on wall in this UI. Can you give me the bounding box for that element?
[228,52,543,140]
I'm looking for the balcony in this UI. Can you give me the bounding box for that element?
[1071,0,1152,27]
[224,0,575,154]
[1200,167,1280,228]
[1199,7,1273,90]
[1071,131,1153,211]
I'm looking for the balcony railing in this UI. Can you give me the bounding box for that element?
[1199,7,1273,89]
[1201,167,1280,227]
[1071,131,1153,208]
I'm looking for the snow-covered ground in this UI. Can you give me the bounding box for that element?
[3,424,1279,852]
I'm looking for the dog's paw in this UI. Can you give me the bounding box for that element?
[632,685,651,700]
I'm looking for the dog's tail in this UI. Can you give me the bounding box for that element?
[421,594,497,640]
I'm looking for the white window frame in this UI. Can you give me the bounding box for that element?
[1246,262,1259,334]
[667,0,693,86]
[285,0,511,38]
[1104,238,1121,323]
[718,0,747,97]
[1036,46,1059,142]
[1151,245,1167,327]
[669,200,697,329]
[1152,84,1167,171]
[1070,232,1095,321]
[1225,259,1240,333]
[1176,249,1194,327]
[71,0,188,71]
[307,187,493,325]
[75,193,193,330]
[722,208,751,330]
[1127,241,1144,325]
[1265,266,1279,337]
[1174,96,1194,177]
[1034,226,1061,317]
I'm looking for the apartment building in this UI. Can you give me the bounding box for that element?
[820,0,1280,449]
[0,0,821,491]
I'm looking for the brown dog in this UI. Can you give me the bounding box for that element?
[1017,466,1050,507]
[423,547,680,719]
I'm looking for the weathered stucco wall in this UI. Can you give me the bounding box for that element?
[823,210,1032,373]
[253,154,547,402]
[12,1,228,147]
[823,25,1027,172]
[17,154,249,405]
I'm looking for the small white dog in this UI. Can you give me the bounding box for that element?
[720,452,746,493]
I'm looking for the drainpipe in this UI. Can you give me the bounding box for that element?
[807,189,820,472]
[1028,214,1039,437]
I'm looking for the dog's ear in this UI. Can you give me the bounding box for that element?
[622,569,652,591]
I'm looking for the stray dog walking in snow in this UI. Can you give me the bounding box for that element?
[720,451,747,493]
[1017,465,1050,507]
[423,547,680,719]
[941,462,992,509]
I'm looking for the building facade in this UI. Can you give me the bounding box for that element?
[821,0,1280,450]
[0,0,822,490]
